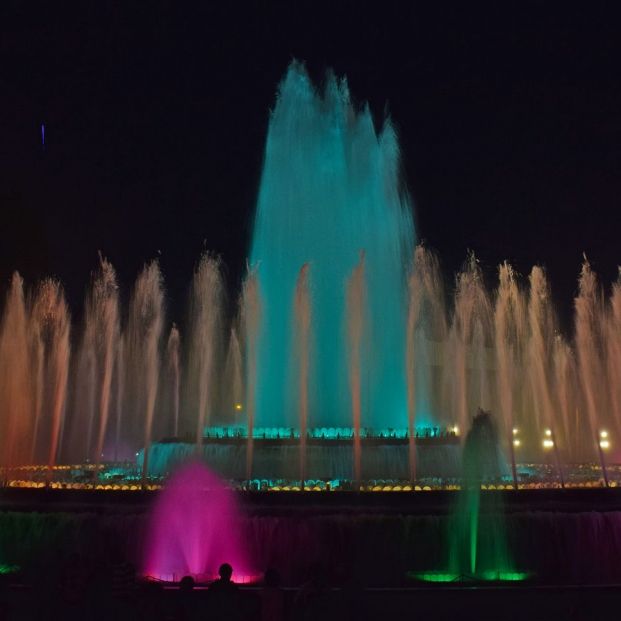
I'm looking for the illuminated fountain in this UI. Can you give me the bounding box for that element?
[1,62,621,490]
[143,461,253,582]
[448,411,509,578]
[413,410,529,583]
[249,62,414,431]
[4,63,621,596]
[0,275,71,476]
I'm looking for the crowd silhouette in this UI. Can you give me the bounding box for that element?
[1,554,361,621]
[0,554,602,621]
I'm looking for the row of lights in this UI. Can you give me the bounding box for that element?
[261,481,611,491]
[510,428,612,451]
[6,480,162,491]
[0,464,105,472]
[6,479,614,492]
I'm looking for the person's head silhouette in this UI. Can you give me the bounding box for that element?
[264,568,281,588]
[218,563,233,582]
[179,575,195,592]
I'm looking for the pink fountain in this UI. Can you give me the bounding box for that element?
[143,461,253,583]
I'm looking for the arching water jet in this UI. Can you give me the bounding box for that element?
[294,263,311,486]
[241,269,261,480]
[128,262,164,484]
[347,253,366,486]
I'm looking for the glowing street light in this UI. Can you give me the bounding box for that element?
[598,430,611,487]
[509,427,519,487]
[235,403,243,411]
[542,428,564,488]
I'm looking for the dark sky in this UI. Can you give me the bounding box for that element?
[1,2,621,330]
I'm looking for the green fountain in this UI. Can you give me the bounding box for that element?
[413,410,530,583]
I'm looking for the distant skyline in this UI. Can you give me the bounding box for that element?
[1,3,621,330]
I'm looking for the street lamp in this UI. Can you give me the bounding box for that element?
[509,427,519,488]
[542,428,564,488]
[598,430,610,487]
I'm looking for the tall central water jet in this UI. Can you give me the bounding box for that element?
[250,62,414,431]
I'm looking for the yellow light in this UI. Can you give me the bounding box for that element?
[545,429,552,437]
[235,403,243,411]
[452,425,459,435]
[600,439,610,450]
[543,439,554,449]
[600,430,609,439]
[512,428,519,436]
[513,439,521,447]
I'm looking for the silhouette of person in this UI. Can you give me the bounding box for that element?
[260,568,285,621]
[208,563,238,594]
[138,581,169,621]
[207,563,241,620]
[179,575,195,593]
[294,563,334,620]
[174,576,197,621]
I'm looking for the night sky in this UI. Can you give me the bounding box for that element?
[1,2,621,330]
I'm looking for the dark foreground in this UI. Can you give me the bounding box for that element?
[2,487,621,619]
[1,579,621,621]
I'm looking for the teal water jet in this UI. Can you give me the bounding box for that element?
[250,62,414,430]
